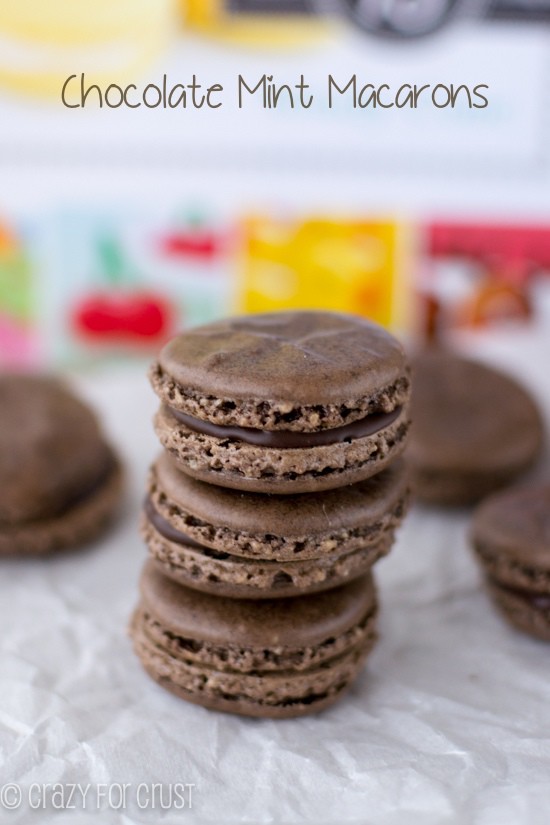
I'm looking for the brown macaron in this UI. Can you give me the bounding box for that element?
[408,350,543,505]
[150,311,411,494]
[0,374,123,556]
[471,483,550,640]
[130,560,378,718]
[142,452,409,599]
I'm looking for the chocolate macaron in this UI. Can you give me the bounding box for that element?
[131,560,378,718]
[142,452,409,599]
[408,350,543,505]
[150,311,410,494]
[0,374,123,555]
[471,483,550,640]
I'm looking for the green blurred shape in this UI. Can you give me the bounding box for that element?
[0,247,33,320]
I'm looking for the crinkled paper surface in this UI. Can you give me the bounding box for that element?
[1,331,549,825]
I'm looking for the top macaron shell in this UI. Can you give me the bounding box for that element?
[150,311,411,494]
[139,559,377,649]
[0,374,125,557]
[471,483,550,591]
[408,350,544,504]
[0,374,111,523]
[153,311,407,422]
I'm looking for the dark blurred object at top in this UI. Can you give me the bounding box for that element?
[333,0,550,38]
[192,0,550,38]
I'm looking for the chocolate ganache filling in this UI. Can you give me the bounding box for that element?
[493,579,550,611]
[167,405,403,448]
[144,497,230,560]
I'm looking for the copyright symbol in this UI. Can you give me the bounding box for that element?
[1,784,22,809]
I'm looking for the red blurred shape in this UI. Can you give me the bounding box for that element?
[429,223,550,283]
[73,292,173,342]
[160,231,219,260]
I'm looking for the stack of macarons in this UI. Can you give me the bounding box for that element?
[131,311,412,717]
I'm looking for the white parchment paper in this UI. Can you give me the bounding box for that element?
[1,331,550,825]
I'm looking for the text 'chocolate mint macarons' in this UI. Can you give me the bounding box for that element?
[131,560,378,718]
[471,483,550,640]
[150,311,411,494]
[408,350,543,505]
[142,452,409,599]
[0,374,123,555]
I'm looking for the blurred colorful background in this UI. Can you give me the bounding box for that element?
[1,0,550,368]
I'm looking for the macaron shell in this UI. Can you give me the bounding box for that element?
[139,560,376,649]
[145,525,393,599]
[132,609,373,719]
[0,374,112,523]
[154,402,409,495]
[156,311,407,407]
[472,483,550,588]
[136,595,376,674]
[409,350,543,476]
[152,450,409,539]
[0,450,124,556]
[136,671,361,719]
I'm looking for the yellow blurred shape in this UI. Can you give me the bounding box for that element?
[182,0,330,47]
[0,0,176,98]
[240,217,403,328]
[254,263,298,302]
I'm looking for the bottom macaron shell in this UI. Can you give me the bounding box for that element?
[144,516,394,599]
[486,579,550,641]
[409,350,543,508]
[154,404,409,494]
[131,607,376,719]
[0,451,124,556]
